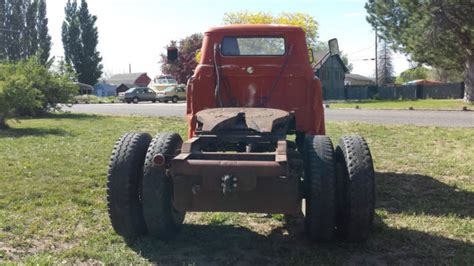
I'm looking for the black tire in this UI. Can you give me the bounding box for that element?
[107,132,151,238]
[172,96,178,103]
[164,100,169,103]
[303,135,336,242]
[142,132,185,239]
[126,100,131,104]
[133,97,139,104]
[335,135,375,242]
[152,100,156,103]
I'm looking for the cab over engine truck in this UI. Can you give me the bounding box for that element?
[107,25,375,242]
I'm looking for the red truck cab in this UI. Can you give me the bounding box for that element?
[186,24,325,138]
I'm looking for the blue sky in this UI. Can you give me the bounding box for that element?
[46,0,409,78]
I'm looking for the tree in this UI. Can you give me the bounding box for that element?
[160,34,203,84]
[0,0,51,63]
[24,0,38,57]
[377,40,395,85]
[365,0,474,102]
[0,0,6,60]
[223,11,319,48]
[396,66,430,84]
[5,0,24,61]
[0,58,78,128]
[36,0,51,64]
[62,0,103,85]
[339,52,353,73]
[431,67,464,83]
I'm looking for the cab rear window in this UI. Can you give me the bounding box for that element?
[221,37,285,56]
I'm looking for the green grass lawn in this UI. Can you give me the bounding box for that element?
[330,99,473,110]
[0,114,473,264]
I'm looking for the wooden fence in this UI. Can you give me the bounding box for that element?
[327,83,465,100]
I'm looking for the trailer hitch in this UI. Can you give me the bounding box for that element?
[221,175,237,195]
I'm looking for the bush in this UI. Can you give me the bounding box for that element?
[0,58,78,126]
[73,95,118,104]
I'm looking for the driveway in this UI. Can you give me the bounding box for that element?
[63,103,474,127]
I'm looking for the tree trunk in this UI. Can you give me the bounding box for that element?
[0,116,7,129]
[464,54,474,103]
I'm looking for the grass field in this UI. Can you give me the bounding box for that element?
[0,114,473,264]
[330,99,473,110]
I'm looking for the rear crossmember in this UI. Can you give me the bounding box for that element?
[172,134,302,214]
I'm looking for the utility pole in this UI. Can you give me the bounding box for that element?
[129,63,131,73]
[375,26,378,86]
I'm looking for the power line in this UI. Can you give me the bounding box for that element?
[346,45,375,56]
[351,56,406,61]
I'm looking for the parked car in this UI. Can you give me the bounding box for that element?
[118,87,156,104]
[156,85,186,103]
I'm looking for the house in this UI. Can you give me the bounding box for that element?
[94,83,117,97]
[314,50,348,100]
[75,82,94,95]
[108,73,151,94]
[344,73,375,86]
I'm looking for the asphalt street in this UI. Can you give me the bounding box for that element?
[63,103,474,128]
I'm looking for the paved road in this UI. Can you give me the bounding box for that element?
[64,103,474,127]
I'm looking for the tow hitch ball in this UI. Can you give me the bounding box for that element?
[221,175,237,195]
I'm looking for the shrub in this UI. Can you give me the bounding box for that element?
[73,95,117,104]
[0,58,78,126]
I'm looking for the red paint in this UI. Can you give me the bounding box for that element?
[186,24,325,138]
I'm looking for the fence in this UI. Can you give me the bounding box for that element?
[332,82,465,101]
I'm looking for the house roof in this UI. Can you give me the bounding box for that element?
[345,73,374,82]
[314,50,330,65]
[108,73,147,86]
[314,50,348,72]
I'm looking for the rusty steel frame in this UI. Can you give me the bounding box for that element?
[169,108,303,214]
[171,136,302,214]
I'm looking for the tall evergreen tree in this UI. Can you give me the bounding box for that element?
[62,0,80,66]
[0,0,6,61]
[5,0,25,61]
[24,0,38,57]
[377,40,395,85]
[62,0,102,85]
[0,0,50,63]
[36,0,50,64]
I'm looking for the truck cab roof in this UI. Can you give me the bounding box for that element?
[206,24,305,34]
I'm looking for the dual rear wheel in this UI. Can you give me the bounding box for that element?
[303,135,375,242]
[107,132,185,239]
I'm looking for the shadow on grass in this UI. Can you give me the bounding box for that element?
[23,112,104,121]
[0,127,70,138]
[126,217,473,265]
[376,172,474,218]
[124,171,473,264]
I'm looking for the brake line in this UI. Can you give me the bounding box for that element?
[264,44,293,107]
[213,43,237,107]
[213,43,223,107]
